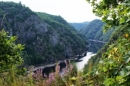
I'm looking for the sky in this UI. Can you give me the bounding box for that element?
[0,0,100,22]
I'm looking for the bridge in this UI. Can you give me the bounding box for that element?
[89,39,106,43]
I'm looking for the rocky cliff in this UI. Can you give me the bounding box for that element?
[0,1,88,65]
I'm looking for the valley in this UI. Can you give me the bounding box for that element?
[1,0,130,86]
[0,2,88,66]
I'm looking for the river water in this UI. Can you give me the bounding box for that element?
[33,41,105,73]
[76,41,105,71]
[76,52,96,71]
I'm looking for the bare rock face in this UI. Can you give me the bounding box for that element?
[49,31,59,46]
[0,2,88,65]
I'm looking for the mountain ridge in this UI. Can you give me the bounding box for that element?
[69,21,89,31]
[0,1,88,65]
[80,19,114,42]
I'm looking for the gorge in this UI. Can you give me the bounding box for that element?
[1,0,130,85]
[0,1,115,75]
[0,1,88,66]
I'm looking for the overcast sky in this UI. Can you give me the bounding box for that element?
[0,0,100,22]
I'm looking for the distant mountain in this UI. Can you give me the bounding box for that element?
[0,1,88,65]
[80,19,114,42]
[69,22,89,31]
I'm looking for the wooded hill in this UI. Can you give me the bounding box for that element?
[69,21,89,31]
[0,1,88,65]
[80,19,114,42]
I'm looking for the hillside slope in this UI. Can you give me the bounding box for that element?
[0,1,88,65]
[80,19,114,42]
[69,22,89,31]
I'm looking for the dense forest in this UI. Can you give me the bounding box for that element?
[0,1,88,66]
[1,0,130,86]
[80,19,114,42]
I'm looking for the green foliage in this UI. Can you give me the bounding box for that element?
[36,12,68,27]
[83,24,130,85]
[36,12,88,63]
[0,30,24,72]
[87,0,130,31]
[88,41,104,53]
[0,66,34,86]
[0,1,89,66]
[0,62,80,86]
[0,1,35,20]
[80,19,114,42]
[83,0,130,85]
[85,26,122,67]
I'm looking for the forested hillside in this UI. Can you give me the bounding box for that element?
[80,19,114,42]
[83,0,130,85]
[1,0,130,86]
[69,21,89,31]
[0,1,88,66]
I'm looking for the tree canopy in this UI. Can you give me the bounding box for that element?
[0,30,24,72]
[83,0,130,85]
[87,0,130,30]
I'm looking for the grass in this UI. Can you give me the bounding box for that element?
[0,62,88,86]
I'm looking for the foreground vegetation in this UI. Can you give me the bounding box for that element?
[83,0,130,85]
[0,30,79,86]
[0,62,79,86]
[1,0,130,86]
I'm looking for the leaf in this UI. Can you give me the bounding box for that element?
[125,57,130,63]
[119,68,127,76]
[70,77,77,81]
[99,60,104,64]
[128,51,130,55]
[126,66,130,70]
[126,71,130,76]
[116,76,125,84]
[126,18,130,22]
[119,70,125,76]
[103,78,114,86]
[85,79,93,84]
[103,67,107,72]
[114,47,118,52]
[124,33,129,38]
[116,76,123,81]
[119,18,125,24]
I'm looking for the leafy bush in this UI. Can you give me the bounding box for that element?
[83,0,130,85]
[0,30,24,72]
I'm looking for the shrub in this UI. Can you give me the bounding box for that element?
[0,30,24,72]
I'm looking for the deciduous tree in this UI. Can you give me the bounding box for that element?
[0,30,24,72]
[87,0,130,31]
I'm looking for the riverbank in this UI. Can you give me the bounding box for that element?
[30,51,87,72]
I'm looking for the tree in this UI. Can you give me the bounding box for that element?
[87,0,130,30]
[0,30,24,72]
[83,0,130,85]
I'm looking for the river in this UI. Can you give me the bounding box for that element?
[76,41,105,71]
[33,41,105,73]
[76,52,96,70]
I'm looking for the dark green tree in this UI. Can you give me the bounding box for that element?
[0,30,24,72]
[87,0,129,31]
[82,0,130,85]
